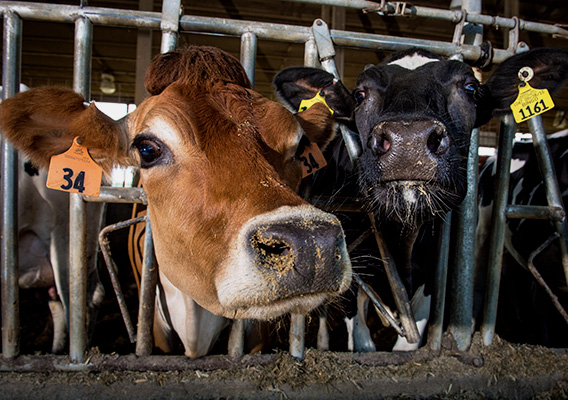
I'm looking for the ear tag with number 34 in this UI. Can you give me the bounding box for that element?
[46,137,103,197]
[510,66,555,123]
[298,141,327,178]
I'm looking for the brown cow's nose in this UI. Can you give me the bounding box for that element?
[248,217,346,295]
[369,120,449,158]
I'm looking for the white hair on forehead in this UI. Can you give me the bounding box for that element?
[388,54,440,70]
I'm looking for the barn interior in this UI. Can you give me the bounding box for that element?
[1,0,568,387]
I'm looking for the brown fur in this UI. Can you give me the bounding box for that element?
[0,45,343,325]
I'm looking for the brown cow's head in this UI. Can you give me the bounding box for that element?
[0,46,351,320]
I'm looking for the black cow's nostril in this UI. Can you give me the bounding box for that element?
[368,133,391,156]
[250,232,295,273]
[426,125,449,156]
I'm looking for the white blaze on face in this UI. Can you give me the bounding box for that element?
[388,54,440,70]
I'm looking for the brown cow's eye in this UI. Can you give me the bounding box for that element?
[133,135,170,168]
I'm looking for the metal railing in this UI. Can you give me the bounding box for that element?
[1,0,566,369]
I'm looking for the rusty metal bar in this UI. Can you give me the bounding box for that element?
[369,214,420,344]
[1,10,22,360]
[135,216,157,356]
[98,216,147,344]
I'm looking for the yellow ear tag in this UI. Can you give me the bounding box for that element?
[298,141,327,178]
[298,92,334,115]
[46,137,103,197]
[510,82,555,124]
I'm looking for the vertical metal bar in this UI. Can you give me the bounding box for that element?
[527,115,568,286]
[160,0,180,53]
[448,128,479,351]
[228,320,245,358]
[1,11,22,360]
[240,32,257,87]
[304,34,318,67]
[135,217,157,356]
[69,16,92,363]
[428,211,452,351]
[481,114,516,346]
[289,313,305,360]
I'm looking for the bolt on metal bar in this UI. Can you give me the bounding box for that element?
[527,115,568,288]
[481,114,516,346]
[135,216,157,356]
[69,15,93,364]
[448,128,480,351]
[1,10,22,360]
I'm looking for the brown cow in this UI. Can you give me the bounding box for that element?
[0,46,352,357]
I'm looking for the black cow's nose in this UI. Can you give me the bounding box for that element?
[370,120,449,158]
[425,123,449,156]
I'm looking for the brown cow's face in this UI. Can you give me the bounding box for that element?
[127,82,351,319]
[0,45,351,321]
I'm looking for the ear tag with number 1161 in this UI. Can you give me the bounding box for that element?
[46,137,103,197]
[510,66,555,124]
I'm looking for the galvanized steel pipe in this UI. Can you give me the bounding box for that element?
[160,0,180,53]
[240,31,257,86]
[1,10,22,360]
[527,115,568,289]
[69,15,93,364]
[448,128,479,351]
[481,114,516,346]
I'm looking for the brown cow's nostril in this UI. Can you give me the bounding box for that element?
[426,126,449,156]
[251,233,295,274]
[368,133,391,156]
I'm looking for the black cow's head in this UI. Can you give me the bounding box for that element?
[274,47,568,229]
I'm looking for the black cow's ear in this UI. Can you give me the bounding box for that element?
[475,48,568,127]
[273,67,355,120]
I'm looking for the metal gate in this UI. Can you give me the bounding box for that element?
[1,0,567,372]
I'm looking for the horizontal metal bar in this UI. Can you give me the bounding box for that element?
[505,205,565,221]
[1,1,561,64]
[284,0,568,38]
[83,186,147,204]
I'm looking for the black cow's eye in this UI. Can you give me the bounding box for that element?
[133,136,169,168]
[355,91,366,105]
[464,80,478,96]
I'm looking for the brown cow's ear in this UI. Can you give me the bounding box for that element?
[273,67,354,121]
[294,102,336,151]
[0,87,131,174]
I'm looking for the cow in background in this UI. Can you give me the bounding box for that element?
[0,46,352,358]
[477,129,568,346]
[274,47,568,351]
[0,85,105,354]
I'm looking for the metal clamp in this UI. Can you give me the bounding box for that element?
[363,1,413,17]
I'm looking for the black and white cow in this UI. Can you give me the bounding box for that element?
[274,47,568,351]
[477,129,568,346]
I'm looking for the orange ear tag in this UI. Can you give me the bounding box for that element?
[46,137,103,197]
[298,141,327,178]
